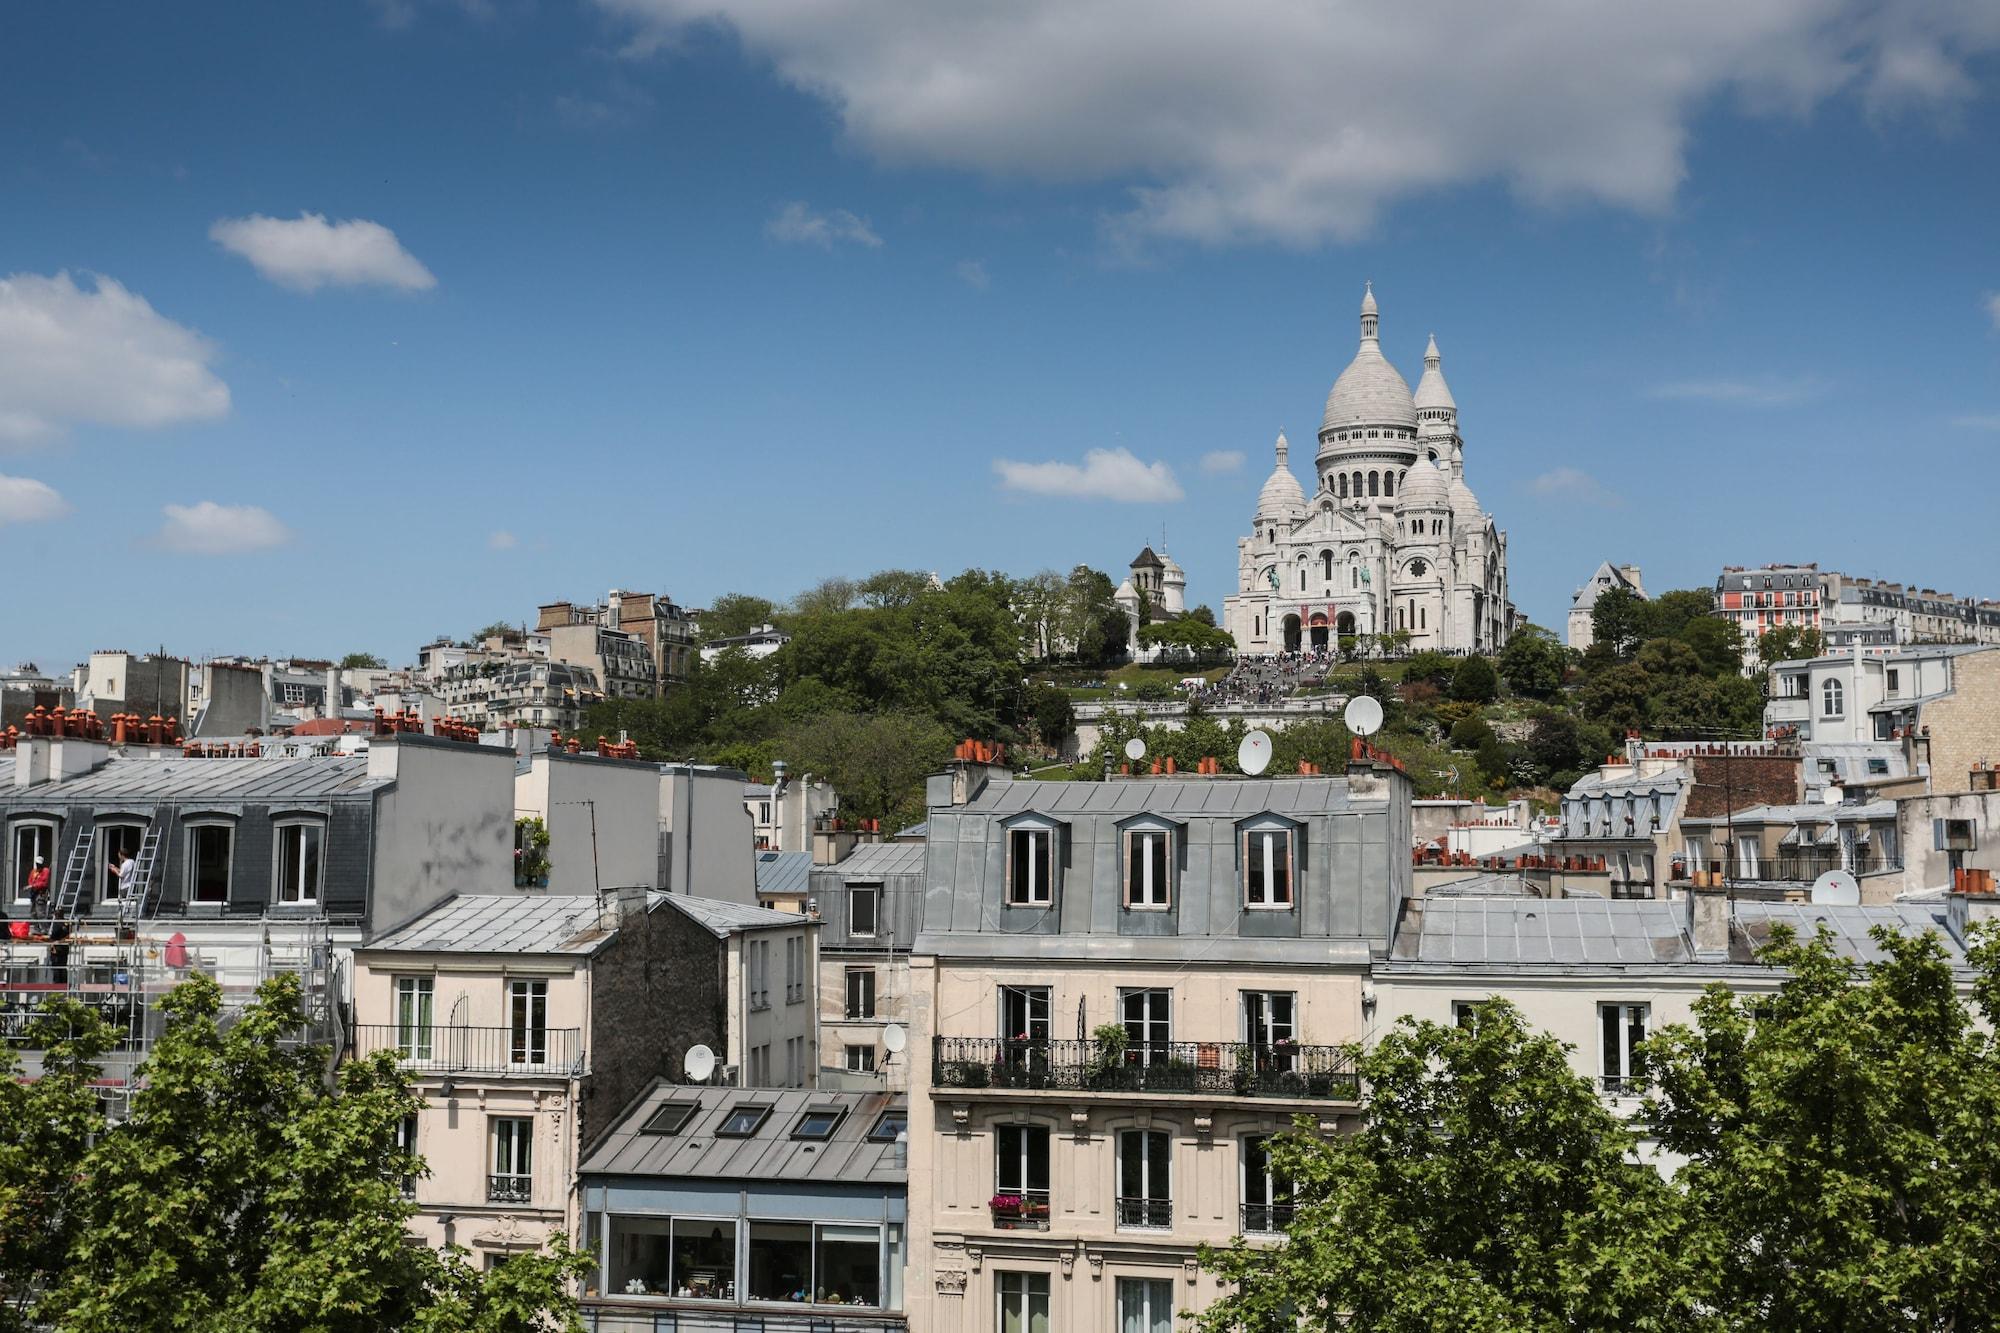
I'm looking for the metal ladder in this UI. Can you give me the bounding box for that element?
[52,828,96,918]
[127,826,167,919]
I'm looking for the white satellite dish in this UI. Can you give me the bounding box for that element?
[1810,869,1860,906]
[1238,729,1273,777]
[882,1023,907,1054]
[1344,694,1384,737]
[683,1043,717,1083]
[1123,737,1147,761]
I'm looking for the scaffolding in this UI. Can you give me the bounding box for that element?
[0,914,344,1115]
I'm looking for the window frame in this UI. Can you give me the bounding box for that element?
[1119,987,1172,1065]
[1241,990,1296,1048]
[1116,1127,1173,1230]
[845,966,877,1020]
[848,882,881,937]
[1005,821,1058,907]
[508,978,549,1066]
[867,1108,907,1142]
[1241,822,1296,909]
[184,818,234,906]
[96,819,148,903]
[7,818,58,906]
[1822,677,1844,718]
[995,1122,1051,1199]
[639,1100,700,1136]
[1598,1002,1650,1093]
[1121,821,1174,911]
[997,1270,1050,1333]
[489,1115,534,1200]
[791,1106,847,1140]
[394,975,435,1061]
[715,1103,773,1137]
[1240,1134,1294,1235]
[271,818,325,906]
[844,1043,877,1073]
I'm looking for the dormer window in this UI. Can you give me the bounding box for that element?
[1244,827,1293,908]
[1007,824,1056,906]
[1122,821,1173,910]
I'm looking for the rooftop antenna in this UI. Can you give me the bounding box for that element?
[1238,729,1272,776]
[1344,695,1384,737]
[683,1043,716,1085]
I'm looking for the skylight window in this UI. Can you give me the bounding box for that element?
[639,1101,699,1136]
[716,1104,772,1137]
[792,1107,846,1140]
[867,1109,908,1143]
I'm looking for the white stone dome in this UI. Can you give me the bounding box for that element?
[1255,431,1308,520]
[1395,457,1449,510]
[1321,285,1417,434]
[1413,333,1456,412]
[1449,473,1483,525]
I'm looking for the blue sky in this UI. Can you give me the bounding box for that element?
[3,1,1997,670]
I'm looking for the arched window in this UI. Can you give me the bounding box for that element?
[1420,606,1426,630]
[1337,474,1347,498]
[1396,606,1405,629]
[1320,550,1334,581]
[1823,678,1844,717]
[1383,472,1395,498]
[1352,472,1363,497]
[1368,472,1379,497]
[1350,561,1359,590]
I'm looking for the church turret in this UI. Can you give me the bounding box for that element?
[1254,430,1307,527]
[1413,332,1460,468]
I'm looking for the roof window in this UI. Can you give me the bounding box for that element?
[716,1103,772,1137]
[640,1101,700,1136]
[792,1107,847,1140]
[867,1108,909,1142]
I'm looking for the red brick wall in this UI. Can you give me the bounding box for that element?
[1684,753,1801,817]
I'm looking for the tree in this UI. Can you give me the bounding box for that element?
[472,622,517,642]
[1027,684,1074,749]
[1646,923,2000,1331]
[338,652,386,671]
[776,711,955,828]
[1187,604,1217,627]
[1497,625,1566,699]
[1448,715,1493,751]
[697,592,780,643]
[1195,1002,1701,1333]
[1648,588,1717,638]
[1590,587,1651,660]
[1402,651,1457,691]
[32,974,588,1333]
[1575,662,1651,735]
[854,569,936,610]
[1755,623,1823,668]
[1523,713,1583,786]
[1449,654,1498,704]
[1676,616,1743,678]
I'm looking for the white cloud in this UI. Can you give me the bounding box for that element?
[1526,467,1623,508]
[0,475,70,526]
[956,258,990,289]
[596,0,2000,247]
[765,202,883,249]
[488,529,519,549]
[209,212,437,293]
[1949,413,2000,431]
[994,447,1183,502]
[154,501,293,555]
[1647,376,1824,407]
[0,271,229,445]
[1199,449,1245,474]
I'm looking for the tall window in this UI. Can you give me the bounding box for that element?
[998,1271,1050,1333]
[1822,678,1844,717]
[1001,986,1051,1044]
[786,1035,804,1087]
[8,821,55,904]
[846,967,876,1019]
[395,977,434,1061]
[1244,828,1293,907]
[98,823,145,901]
[1008,827,1053,906]
[749,939,771,1010]
[849,883,880,937]
[1116,1129,1172,1229]
[1599,1003,1648,1093]
[1120,988,1171,1065]
[509,979,548,1065]
[785,936,805,1003]
[996,1124,1051,1206]
[489,1117,533,1203]
[1242,991,1295,1048]
[186,823,232,904]
[393,1114,419,1196]
[1118,1278,1175,1333]
[1241,1135,1294,1233]
[274,822,323,905]
[1124,827,1170,909]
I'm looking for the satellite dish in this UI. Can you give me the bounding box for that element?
[683,1044,716,1083]
[1123,737,1147,761]
[882,1023,907,1054]
[1810,869,1860,906]
[1238,729,1273,777]
[1344,694,1384,737]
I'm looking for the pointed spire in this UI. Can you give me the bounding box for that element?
[1275,430,1289,465]
[1425,332,1440,364]
[1359,281,1379,342]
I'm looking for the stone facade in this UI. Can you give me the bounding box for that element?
[1224,285,1513,656]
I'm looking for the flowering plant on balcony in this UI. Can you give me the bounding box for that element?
[989,1194,1024,1215]
[1021,1199,1050,1218]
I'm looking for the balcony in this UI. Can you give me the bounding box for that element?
[1239,1202,1294,1235]
[487,1173,533,1205]
[988,1190,1051,1231]
[1115,1196,1173,1230]
[352,1024,583,1077]
[1669,855,1901,886]
[932,1037,1358,1101]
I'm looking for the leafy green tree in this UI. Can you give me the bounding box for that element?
[1027,684,1074,748]
[1449,654,1498,704]
[1646,923,2000,1332]
[1634,637,1704,680]
[1576,662,1650,735]
[1196,1002,1702,1333]
[1523,713,1583,786]
[1447,715,1493,750]
[697,593,780,643]
[1401,651,1457,690]
[776,711,954,828]
[43,974,588,1333]
[854,569,936,610]
[1676,615,1743,678]
[1755,623,1823,668]
[1187,604,1217,627]
[1590,587,1652,660]
[471,622,517,642]
[338,652,386,671]
[1647,588,1716,638]
[1497,625,1567,699]
[789,576,858,617]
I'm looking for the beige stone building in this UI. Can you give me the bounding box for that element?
[905,761,1410,1331]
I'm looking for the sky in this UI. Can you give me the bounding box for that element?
[3,0,1998,671]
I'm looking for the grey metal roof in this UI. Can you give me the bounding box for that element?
[0,754,384,803]
[755,850,812,897]
[893,821,927,839]
[1732,902,1966,964]
[654,892,808,937]
[820,842,925,878]
[1681,800,1895,828]
[364,894,615,955]
[1423,871,1538,898]
[955,775,1354,817]
[1391,897,1693,965]
[582,1083,906,1187]
[1564,768,1689,800]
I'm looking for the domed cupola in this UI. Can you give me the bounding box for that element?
[1255,431,1308,524]
[1449,472,1483,529]
[1319,284,1418,460]
[1413,333,1457,445]
[1396,456,1450,513]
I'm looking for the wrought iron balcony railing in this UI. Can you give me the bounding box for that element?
[487,1173,533,1204]
[352,1024,583,1076]
[1116,1196,1174,1229]
[932,1036,1358,1100]
[1240,1202,1295,1234]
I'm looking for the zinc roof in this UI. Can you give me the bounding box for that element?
[955,776,1353,818]
[654,892,807,937]
[0,754,384,803]
[582,1083,907,1187]
[755,850,812,897]
[821,841,925,878]
[365,893,614,955]
[1732,902,1966,964]
[1391,897,1693,966]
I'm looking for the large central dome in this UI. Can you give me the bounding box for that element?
[1320,283,1417,436]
